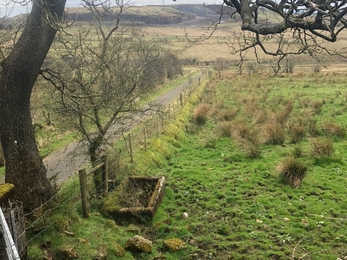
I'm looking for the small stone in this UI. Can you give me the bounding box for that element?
[163,238,187,251]
[125,235,152,253]
[182,212,188,218]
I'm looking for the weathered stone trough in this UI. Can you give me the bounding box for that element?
[103,176,165,221]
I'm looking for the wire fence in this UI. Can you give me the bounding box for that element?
[2,69,210,258]
[0,205,21,260]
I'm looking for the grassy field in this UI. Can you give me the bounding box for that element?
[152,71,347,259]
[26,70,347,259]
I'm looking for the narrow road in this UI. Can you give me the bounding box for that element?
[0,74,202,186]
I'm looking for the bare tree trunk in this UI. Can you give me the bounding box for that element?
[0,0,66,211]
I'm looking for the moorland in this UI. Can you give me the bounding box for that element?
[1,3,347,260]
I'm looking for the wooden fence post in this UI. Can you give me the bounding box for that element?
[173,101,176,118]
[156,115,160,136]
[102,155,109,197]
[79,169,90,218]
[180,93,183,106]
[128,133,134,163]
[143,126,147,151]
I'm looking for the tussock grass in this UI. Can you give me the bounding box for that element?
[321,121,346,138]
[218,121,233,137]
[263,120,285,145]
[310,138,335,158]
[215,106,239,121]
[311,100,323,114]
[288,124,306,143]
[192,103,211,125]
[276,157,309,188]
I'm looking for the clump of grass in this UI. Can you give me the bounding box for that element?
[233,120,250,139]
[321,121,346,138]
[310,138,334,158]
[253,110,267,124]
[291,145,304,158]
[233,124,261,158]
[276,157,309,188]
[307,118,319,136]
[311,100,323,114]
[202,135,217,148]
[299,97,311,108]
[263,121,285,145]
[193,103,211,125]
[218,121,233,137]
[216,107,239,121]
[288,124,306,143]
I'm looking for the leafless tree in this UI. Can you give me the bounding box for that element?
[221,0,347,71]
[40,3,182,192]
[0,0,66,211]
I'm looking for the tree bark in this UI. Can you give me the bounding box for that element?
[0,0,66,211]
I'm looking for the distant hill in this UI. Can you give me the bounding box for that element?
[64,4,235,26]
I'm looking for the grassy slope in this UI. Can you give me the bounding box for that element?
[27,71,347,259]
[151,71,347,259]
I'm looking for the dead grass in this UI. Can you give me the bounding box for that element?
[218,121,234,137]
[310,138,334,158]
[192,103,211,125]
[216,107,239,121]
[263,120,285,145]
[321,121,346,138]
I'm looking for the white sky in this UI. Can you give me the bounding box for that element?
[0,0,222,17]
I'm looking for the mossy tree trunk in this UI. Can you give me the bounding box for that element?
[0,0,66,211]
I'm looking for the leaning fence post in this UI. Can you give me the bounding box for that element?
[128,133,134,163]
[102,155,109,197]
[79,169,90,218]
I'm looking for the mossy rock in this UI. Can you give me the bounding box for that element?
[113,242,126,257]
[163,238,187,251]
[125,235,152,253]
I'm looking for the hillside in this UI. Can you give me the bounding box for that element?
[64,4,235,25]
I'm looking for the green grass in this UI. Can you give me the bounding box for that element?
[27,71,347,259]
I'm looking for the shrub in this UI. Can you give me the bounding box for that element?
[193,103,211,125]
[276,157,309,188]
[321,121,346,138]
[263,121,285,145]
[310,138,334,158]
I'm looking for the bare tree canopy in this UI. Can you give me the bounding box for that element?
[224,0,347,41]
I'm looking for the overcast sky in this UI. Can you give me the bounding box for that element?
[0,0,222,17]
